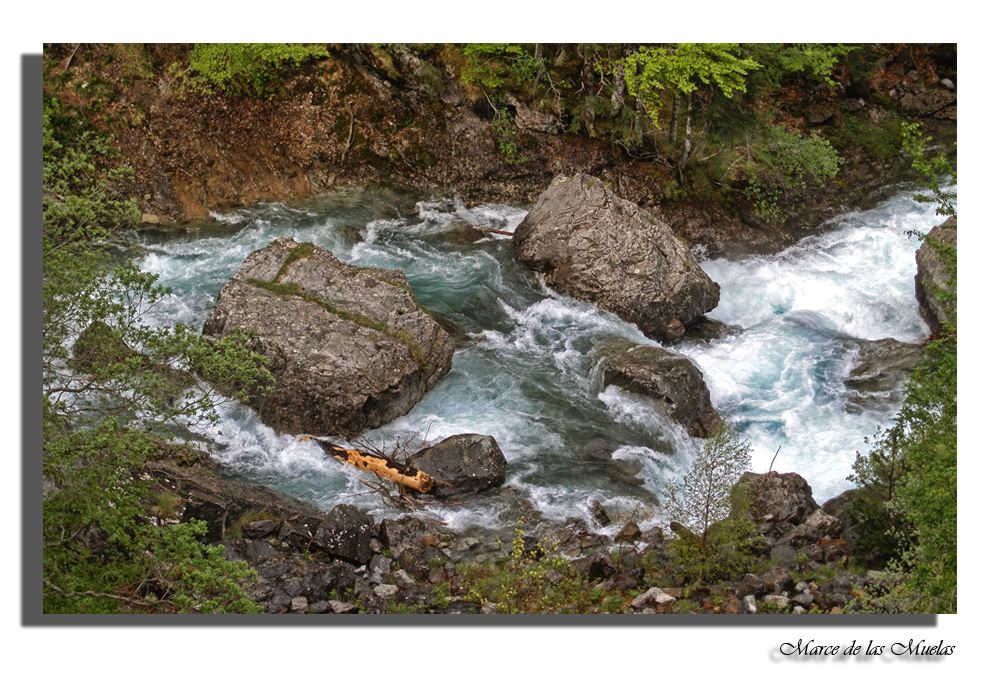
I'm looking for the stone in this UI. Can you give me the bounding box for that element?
[392,569,416,587]
[379,515,451,556]
[396,546,431,581]
[769,544,798,565]
[737,573,768,599]
[614,521,643,544]
[590,500,612,527]
[145,461,324,544]
[312,504,375,565]
[630,587,676,609]
[804,106,835,125]
[599,342,720,438]
[373,584,399,599]
[409,434,507,496]
[327,600,361,614]
[141,212,161,224]
[456,537,481,553]
[762,594,790,608]
[290,596,309,612]
[760,566,793,594]
[844,338,925,412]
[739,595,757,614]
[735,471,820,529]
[821,489,858,550]
[512,174,720,342]
[915,217,957,330]
[369,554,392,579]
[202,237,453,435]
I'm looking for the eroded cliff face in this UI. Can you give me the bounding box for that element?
[45,43,956,257]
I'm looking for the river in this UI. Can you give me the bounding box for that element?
[136,184,946,535]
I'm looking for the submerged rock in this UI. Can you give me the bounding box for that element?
[512,174,720,341]
[598,343,720,438]
[409,434,507,497]
[843,337,925,412]
[915,216,957,331]
[202,237,453,435]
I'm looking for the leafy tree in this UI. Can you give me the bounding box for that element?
[621,44,760,173]
[665,421,757,581]
[744,43,854,90]
[42,90,274,613]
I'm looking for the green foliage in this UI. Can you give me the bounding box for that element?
[622,44,760,128]
[43,423,262,613]
[848,140,956,612]
[848,427,912,567]
[741,125,842,221]
[42,91,272,613]
[745,43,853,90]
[901,122,957,217]
[461,523,616,614]
[186,43,327,99]
[491,108,524,165]
[826,115,905,160]
[665,422,758,581]
[43,95,139,255]
[459,43,542,92]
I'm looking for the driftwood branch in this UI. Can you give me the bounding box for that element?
[63,44,82,73]
[341,101,355,163]
[302,435,434,493]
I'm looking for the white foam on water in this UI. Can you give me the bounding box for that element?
[134,185,952,522]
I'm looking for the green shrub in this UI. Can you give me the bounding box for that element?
[187,43,327,99]
[740,124,841,221]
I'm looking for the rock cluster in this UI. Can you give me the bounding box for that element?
[149,452,877,614]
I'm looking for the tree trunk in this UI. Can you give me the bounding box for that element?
[678,95,694,178]
[302,436,435,493]
[669,95,681,144]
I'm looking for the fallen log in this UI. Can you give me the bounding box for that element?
[300,436,435,494]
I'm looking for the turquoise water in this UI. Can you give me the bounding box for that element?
[136,185,946,533]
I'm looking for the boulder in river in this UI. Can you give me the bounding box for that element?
[202,237,453,435]
[843,337,925,413]
[409,434,507,496]
[914,216,957,331]
[511,174,720,341]
[599,343,720,438]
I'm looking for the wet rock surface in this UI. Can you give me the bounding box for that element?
[202,237,453,435]
[512,174,720,341]
[843,337,925,413]
[915,216,957,330]
[409,434,507,497]
[598,342,721,438]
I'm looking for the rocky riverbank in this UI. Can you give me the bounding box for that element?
[145,443,869,615]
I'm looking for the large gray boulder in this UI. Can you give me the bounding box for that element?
[512,174,720,341]
[914,216,957,331]
[599,343,720,438]
[734,472,820,528]
[202,237,453,435]
[409,434,507,497]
